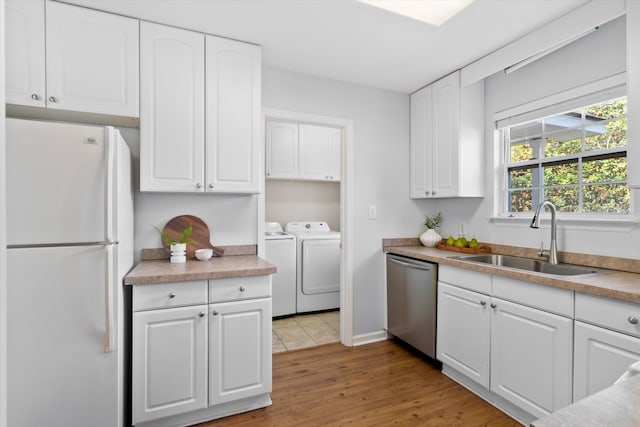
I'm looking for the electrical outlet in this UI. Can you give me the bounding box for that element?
[459,223,467,236]
[368,205,377,220]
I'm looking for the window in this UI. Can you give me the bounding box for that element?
[502,96,630,215]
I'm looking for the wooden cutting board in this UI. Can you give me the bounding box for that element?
[161,215,225,258]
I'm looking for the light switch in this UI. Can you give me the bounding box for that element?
[368,205,377,220]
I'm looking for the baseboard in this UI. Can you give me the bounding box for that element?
[351,330,387,346]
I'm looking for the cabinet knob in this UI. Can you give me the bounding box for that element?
[208,183,214,189]
[195,182,202,189]
[325,176,329,179]
[330,176,333,179]
[31,93,41,100]
[629,316,638,325]
[199,312,205,318]
[48,96,57,103]
[490,303,497,309]
[212,310,219,316]
[266,173,270,176]
[168,292,176,299]
[480,300,486,306]
[432,191,436,196]
[425,191,430,195]
[239,286,245,292]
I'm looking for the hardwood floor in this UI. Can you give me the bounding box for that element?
[199,340,520,426]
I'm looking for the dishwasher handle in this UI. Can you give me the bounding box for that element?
[387,255,434,271]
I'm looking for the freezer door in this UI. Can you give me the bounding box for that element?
[7,245,120,427]
[6,118,108,245]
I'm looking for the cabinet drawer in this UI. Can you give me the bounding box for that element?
[209,275,271,302]
[133,280,208,312]
[575,293,640,338]
[492,276,573,317]
[439,265,491,295]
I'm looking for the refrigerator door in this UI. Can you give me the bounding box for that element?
[6,118,108,245]
[7,245,119,427]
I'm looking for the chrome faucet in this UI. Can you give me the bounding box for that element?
[529,201,558,264]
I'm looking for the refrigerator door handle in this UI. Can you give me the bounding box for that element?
[105,127,115,243]
[104,244,115,353]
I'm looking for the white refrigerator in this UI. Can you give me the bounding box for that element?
[6,118,134,427]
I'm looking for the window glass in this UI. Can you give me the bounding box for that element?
[504,97,628,215]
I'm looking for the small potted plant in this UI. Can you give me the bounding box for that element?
[154,225,194,263]
[420,212,442,247]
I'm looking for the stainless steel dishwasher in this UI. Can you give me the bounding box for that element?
[386,254,437,358]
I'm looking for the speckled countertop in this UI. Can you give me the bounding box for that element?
[124,255,276,285]
[383,240,640,304]
[531,374,640,427]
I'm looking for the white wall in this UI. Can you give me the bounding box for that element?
[263,66,434,336]
[435,16,640,258]
[266,180,340,231]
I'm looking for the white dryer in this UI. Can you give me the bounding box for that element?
[264,222,296,317]
[285,222,340,313]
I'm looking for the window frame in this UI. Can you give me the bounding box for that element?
[493,76,635,221]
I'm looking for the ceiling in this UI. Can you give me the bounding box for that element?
[63,0,590,93]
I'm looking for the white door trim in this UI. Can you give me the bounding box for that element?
[259,108,354,346]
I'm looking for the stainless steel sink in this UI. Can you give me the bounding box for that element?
[451,254,601,276]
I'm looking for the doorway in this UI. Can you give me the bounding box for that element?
[258,109,354,350]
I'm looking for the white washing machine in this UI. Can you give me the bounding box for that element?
[285,222,340,313]
[264,222,297,317]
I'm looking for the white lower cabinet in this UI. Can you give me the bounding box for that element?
[573,321,640,401]
[209,298,271,405]
[437,283,490,388]
[437,266,573,423]
[573,292,640,401]
[490,298,572,417]
[132,276,272,426]
[133,305,209,423]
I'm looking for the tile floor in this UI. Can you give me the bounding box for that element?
[272,310,340,353]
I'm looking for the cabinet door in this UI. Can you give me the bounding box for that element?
[133,305,208,424]
[6,0,46,107]
[209,298,272,405]
[410,85,433,198]
[206,35,261,193]
[266,121,299,179]
[436,283,490,388]
[574,321,640,401]
[431,71,460,198]
[298,124,341,181]
[45,1,139,116]
[327,127,342,181]
[490,298,572,419]
[140,22,205,192]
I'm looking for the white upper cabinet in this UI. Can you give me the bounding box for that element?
[139,22,205,192]
[266,121,299,179]
[46,1,139,116]
[6,0,139,116]
[298,124,342,181]
[205,35,261,193]
[139,23,261,194]
[6,0,46,107]
[410,70,484,198]
[410,85,433,198]
[266,121,342,182]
